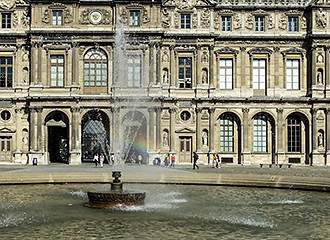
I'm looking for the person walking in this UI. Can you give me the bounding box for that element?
[170,153,175,167]
[93,153,99,167]
[138,154,143,165]
[99,154,104,168]
[212,153,217,168]
[216,153,221,168]
[193,152,199,170]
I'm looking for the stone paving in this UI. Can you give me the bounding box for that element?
[0,164,329,191]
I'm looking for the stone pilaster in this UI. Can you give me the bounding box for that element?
[196,108,202,151]
[209,108,215,152]
[170,108,176,152]
[242,108,250,164]
[31,43,39,85]
[70,107,81,165]
[148,108,155,151]
[327,109,330,165]
[276,108,285,164]
[156,107,161,151]
[170,45,176,87]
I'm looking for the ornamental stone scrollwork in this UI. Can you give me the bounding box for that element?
[42,4,73,24]
[233,14,242,29]
[174,12,180,28]
[247,47,273,56]
[301,16,307,29]
[21,8,30,27]
[119,7,128,24]
[177,0,194,10]
[161,8,171,28]
[201,8,211,28]
[80,9,111,25]
[316,8,327,29]
[192,12,198,28]
[12,11,18,27]
[245,14,254,30]
[278,14,287,30]
[214,12,220,30]
[0,0,15,10]
[268,15,274,29]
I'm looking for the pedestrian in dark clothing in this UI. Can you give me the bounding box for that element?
[193,152,199,170]
[170,154,175,167]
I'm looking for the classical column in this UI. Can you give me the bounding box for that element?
[148,108,155,151]
[170,108,176,152]
[37,45,42,85]
[31,43,39,85]
[71,107,80,150]
[196,46,200,86]
[156,108,161,150]
[30,108,37,152]
[196,108,202,151]
[114,108,121,152]
[312,108,318,153]
[242,108,250,152]
[110,108,115,153]
[71,43,78,85]
[276,108,284,152]
[36,108,43,151]
[210,45,215,88]
[240,47,246,87]
[209,108,215,152]
[170,45,176,87]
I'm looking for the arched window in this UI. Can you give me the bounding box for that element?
[253,115,267,152]
[288,116,301,152]
[84,49,107,87]
[219,115,234,152]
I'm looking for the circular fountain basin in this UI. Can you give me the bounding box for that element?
[87,190,146,208]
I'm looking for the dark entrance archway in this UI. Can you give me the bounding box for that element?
[81,110,110,162]
[122,111,147,164]
[46,111,69,164]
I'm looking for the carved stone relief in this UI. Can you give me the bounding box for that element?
[0,0,15,10]
[268,15,274,29]
[245,14,253,30]
[177,0,194,10]
[316,8,327,28]
[162,50,169,62]
[161,8,171,28]
[174,12,179,28]
[12,11,18,27]
[200,8,210,28]
[21,8,30,27]
[201,51,208,63]
[80,9,111,25]
[233,14,242,29]
[301,16,307,29]
[192,12,198,28]
[42,4,73,24]
[278,14,287,30]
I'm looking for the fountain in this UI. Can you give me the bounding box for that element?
[86,171,145,208]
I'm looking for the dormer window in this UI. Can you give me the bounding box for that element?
[255,16,265,32]
[288,16,299,32]
[221,16,232,32]
[181,14,191,29]
[129,10,140,26]
[1,13,11,29]
[52,10,63,26]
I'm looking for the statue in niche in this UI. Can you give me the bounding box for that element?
[201,69,208,84]
[162,51,169,62]
[317,70,323,85]
[202,131,208,147]
[163,131,169,147]
[162,69,169,84]
[201,52,208,63]
[318,131,324,148]
[316,8,327,28]
[317,53,324,63]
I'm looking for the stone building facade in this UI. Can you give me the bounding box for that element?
[1,0,330,166]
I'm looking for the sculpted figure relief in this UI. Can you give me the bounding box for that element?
[278,14,287,30]
[233,14,242,29]
[161,8,171,28]
[245,14,253,30]
[316,8,327,28]
[0,0,15,10]
[201,8,211,28]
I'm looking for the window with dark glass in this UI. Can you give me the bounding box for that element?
[128,55,142,87]
[288,16,299,32]
[253,115,267,152]
[255,16,265,32]
[286,59,299,90]
[50,55,64,87]
[288,117,301,152]
[221,16,232,32]
[1,13,11,29]
[178,57,192,88]
[181,14,191,29]
[129,10,140,26]
[220,116,234,152]
[52,10,63,26]
[84,49,108,87]
[0,57,13,88]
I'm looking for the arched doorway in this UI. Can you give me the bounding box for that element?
[121,111,147,164]
[81,110,110,162]
[217,112,242,164]
[46,111,69,163]
[286,112,309,165]
[252,112,276,164]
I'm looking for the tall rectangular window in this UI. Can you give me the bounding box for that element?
[219,59,233,89]
[253,59,266,89]
[253,118,267,152]
[288,16,299,32]
[178,57,192,88]
[220,118,234,152]
[221,16,232,32]
[129,10,140,26]
[255,16,265,32]
[181,14,191,29]
[1,13,11,29]
[52,10,63,26]
[288,118,301,152]
[128,55,141,87]
[0,57,13,88]
[50,55,64,87]
[286,59,299,90]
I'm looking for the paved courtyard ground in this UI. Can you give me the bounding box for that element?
[0,164,329,191]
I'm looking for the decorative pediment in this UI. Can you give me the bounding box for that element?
[281,48,306,57]
[252,9,269,16]
[0,128,15,134]
[175,127,195,133]
[49,3,66,9]
[162,0,213,8]
[248,47,273,56]
[215,47,239,56]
